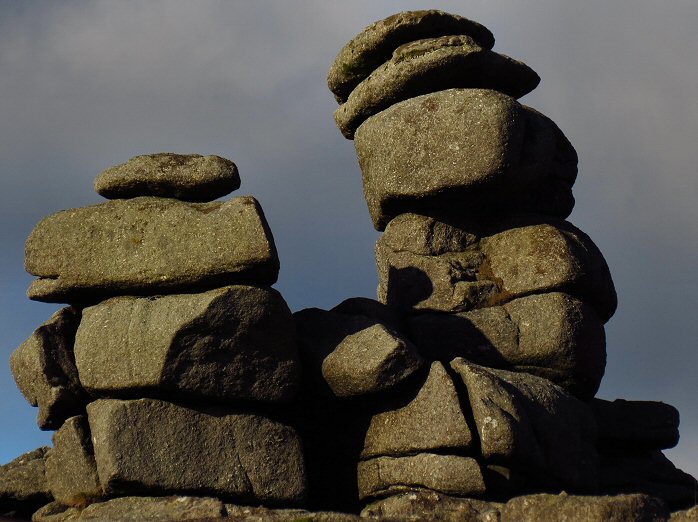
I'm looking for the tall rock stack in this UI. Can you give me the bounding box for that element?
[4,154,307,518]
[295,9,697,514]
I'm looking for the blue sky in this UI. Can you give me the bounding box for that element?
[1,1,696,478]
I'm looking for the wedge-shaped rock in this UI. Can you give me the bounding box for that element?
[591,399,680,451]
[378,213,617,322]
[321,323,422,397]
[75,286,299,404]
[355,89,578,230]
[87,398,307,505]
[451,359,599,491]
[26,196,278,303]
[358,453,485,500]
[362,362,472,459]
[411,293,606,400]
[0,447,52,519]
[501,493,669,522]
[94,153,240,202]
[10,307,87,430]
[45,416,101,507]
[328,9,494,103]
[335,35,539,138]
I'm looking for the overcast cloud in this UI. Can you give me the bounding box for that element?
[1,1,696,477]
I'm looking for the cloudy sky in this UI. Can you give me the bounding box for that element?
[1,1,696,478]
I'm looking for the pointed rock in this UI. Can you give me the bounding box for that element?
[362,362,473,459]
[10,307,86,430]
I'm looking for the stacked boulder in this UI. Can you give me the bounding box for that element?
[296,9,697,512]
[5,153,307,517]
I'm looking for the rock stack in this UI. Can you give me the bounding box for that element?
[296,8,697,514]
[4,154,307,519]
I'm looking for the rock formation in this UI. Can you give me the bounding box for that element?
[1,9,696,522]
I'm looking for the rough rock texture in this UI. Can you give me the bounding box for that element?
[451,359,599,491]
[411,293,607,400]
[362,490,502,522]
[32,502,81,522]
[358,453,486,500]
[44,416,101,507]
[500,492,670,522]
[327,9,494,103]
[321,323,423,397]
[354,89,577,230]
[225,504,361,521]
[599,450,698,510]
[0,447,52,518]
[672,506,698,521]
[335,35,539,138]
[86,398,306,505]
[377,214,617,322]
[591,399,680,450]
[94,153,240,202]
[75,285,299,404]
[80,496,225,521]
[10,307,86,430]
[25,196,278,303]
[361,362,473,459]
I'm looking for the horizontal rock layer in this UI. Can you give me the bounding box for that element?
[328,9,494,103]
[355,88,577,230]
[377,213,617,322]
[10,307,86,430]
[26,196,278,303]
[75,285,300,404]
[335,35,539,138]
[94,153,240,202]
[86,398,307,505]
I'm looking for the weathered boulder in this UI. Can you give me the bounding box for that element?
[225,504,361,521]
[86,398,306,505]
[591,399,680,451]
[94,153,240,202]
[358,453,486,500]
[599,450,698,510]
[80,496,225,521]
[672,506,698,521]
[354,89,577,230]
[377,213,617,322]
[327,10,494,103]
[321,323,423,397]
[450,359,599,491]
[500,492,669,522]
[10,307,87,430]
[26,196,278,303]
[411,293,606,400]
[75,285,299,404]
[0,447,52,518]
[361,490,502,522]
[44,416,101,507]
[361,362,473,459]
[335,35,539,138]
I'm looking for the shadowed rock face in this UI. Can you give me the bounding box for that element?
[377,213,617,322]
[334,35,540,138]
[74,285,300,405]
[86,398,307,505]
[10,307,87,430]
[94,153,240,202]
[0,447,52,519]
[355,89,577,230]
[25,196,279,303]
[327,10,495,103]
